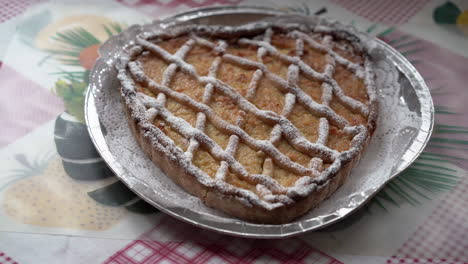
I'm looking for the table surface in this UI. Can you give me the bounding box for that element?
[0,0,467,264]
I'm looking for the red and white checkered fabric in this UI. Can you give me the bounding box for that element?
[0,251,19,264]
[115,0,243,18]
[0,0,44,23]
[115,0,242,9]
[387,177,468,264]
[331,0,429,25]
[105,217,342,264]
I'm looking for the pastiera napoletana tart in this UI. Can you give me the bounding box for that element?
[116,19,378,223]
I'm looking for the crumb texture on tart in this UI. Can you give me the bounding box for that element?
[117,21,378,223]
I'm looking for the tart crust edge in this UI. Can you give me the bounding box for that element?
[120,83,378,224]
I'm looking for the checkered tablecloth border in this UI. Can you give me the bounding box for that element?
[0,251,19,264]
[105,217,343,264]
[0,0,44,23]
[387,177,468,264]
[115,0,242,9]
[331,0,429,25]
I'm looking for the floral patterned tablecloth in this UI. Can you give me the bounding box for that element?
[0,0,467,263]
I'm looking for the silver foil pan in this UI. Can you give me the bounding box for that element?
[85,6,434,238]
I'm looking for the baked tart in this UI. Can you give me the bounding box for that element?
[116,18,378,224]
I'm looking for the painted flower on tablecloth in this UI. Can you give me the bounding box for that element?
[1,14,157,231]
[433,1,468,36]
[3,155,127,230]
[38,15,158,215]
[36,15,124,77]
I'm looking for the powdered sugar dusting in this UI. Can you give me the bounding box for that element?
[186,48,224,161]
[117,18,380,210]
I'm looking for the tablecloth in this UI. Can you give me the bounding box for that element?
[0,0,467,263]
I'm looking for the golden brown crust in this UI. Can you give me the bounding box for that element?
[118,21,380,224]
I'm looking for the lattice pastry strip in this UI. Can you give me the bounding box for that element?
[128,34,364,185]
[185,40,227,161]
[215,29,271,182]
[117,21,378,223]
[128,59,336,175]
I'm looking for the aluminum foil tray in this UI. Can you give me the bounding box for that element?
[85,6,434,238]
